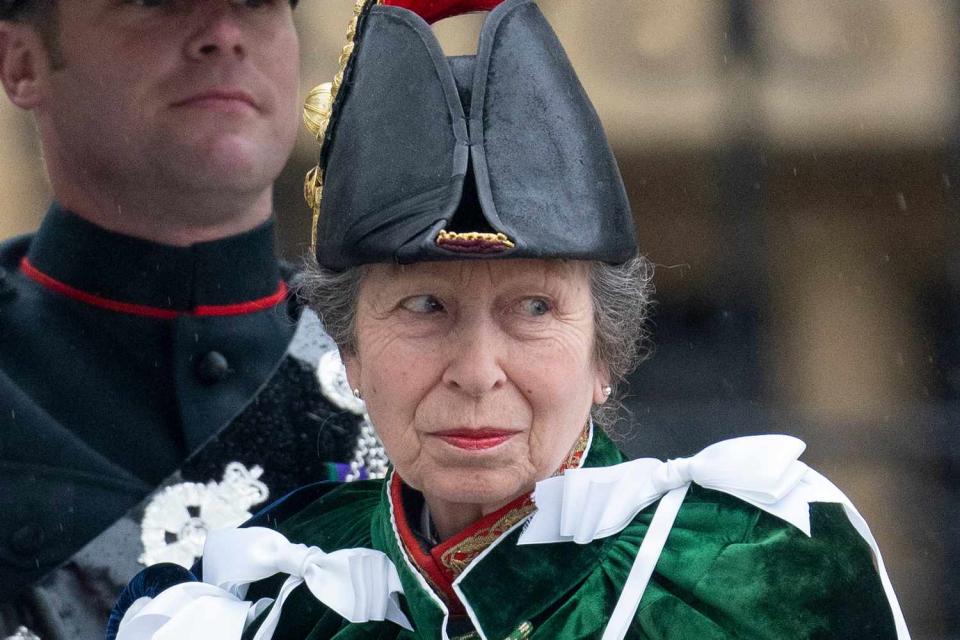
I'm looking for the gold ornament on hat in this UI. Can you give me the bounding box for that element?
[435,230,516,253]
[303,163,324,248]
[303,0,374,249]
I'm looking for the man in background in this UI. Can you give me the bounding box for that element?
[0,1,372,636]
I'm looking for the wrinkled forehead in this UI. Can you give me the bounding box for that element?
[0,0,300,20]
[365,259,592,294]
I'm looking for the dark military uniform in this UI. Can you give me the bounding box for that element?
[0,205,365,638]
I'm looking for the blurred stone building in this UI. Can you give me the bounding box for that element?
[1,1,957,637]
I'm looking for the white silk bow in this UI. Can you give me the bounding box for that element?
[520,435,815,544]
[116,527,412,640]
[517,434,909,640]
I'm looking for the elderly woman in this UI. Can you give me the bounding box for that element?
[109,0,908,638]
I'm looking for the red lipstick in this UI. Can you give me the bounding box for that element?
[434,429,516,451]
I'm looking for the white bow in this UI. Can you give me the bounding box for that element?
[117,527,412,640]
[517,435,909,640]
[520,435,814,544]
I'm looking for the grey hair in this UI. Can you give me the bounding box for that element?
[298,254,367,357]
[587,256,654,430]
[297,255,654,431]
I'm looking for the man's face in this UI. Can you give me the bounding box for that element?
[38,0,300,199]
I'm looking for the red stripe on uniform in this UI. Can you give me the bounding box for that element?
[194,282,288,316]
[20,257,287,319]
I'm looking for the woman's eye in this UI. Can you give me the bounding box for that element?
[518,297,551,317]
[400,295,445,314]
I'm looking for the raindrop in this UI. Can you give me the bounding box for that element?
[895,192,907,211]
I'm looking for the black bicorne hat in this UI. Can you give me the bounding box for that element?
[305,0,637,271]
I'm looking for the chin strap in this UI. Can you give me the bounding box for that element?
[116,527,412,640]
[518,434,910,640]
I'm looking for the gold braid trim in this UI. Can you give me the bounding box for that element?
[453,624,532,640]
[438,500,536,575]
[435,230,516,251]
[303,0,374,249]
[505,622,534,640]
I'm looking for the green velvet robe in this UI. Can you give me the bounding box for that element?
[243,431,899,640]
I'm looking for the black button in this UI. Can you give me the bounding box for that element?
[195,350,231,385]
[10,524,44,556]
[0,267,15,302]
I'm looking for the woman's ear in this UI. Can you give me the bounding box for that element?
[342,348,361,395]
[592,365,611,405]
[0,23,50,110]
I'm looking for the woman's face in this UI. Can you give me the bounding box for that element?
[344,259,609,515]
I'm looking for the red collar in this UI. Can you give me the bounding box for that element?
[390,473,533,614]
[21,257,288,319]
[22,205,287,318]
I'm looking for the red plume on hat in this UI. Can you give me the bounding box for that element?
[381,0,505,24]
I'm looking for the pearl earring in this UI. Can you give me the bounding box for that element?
[602,385,612,397]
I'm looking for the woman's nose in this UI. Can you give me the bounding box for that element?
[441,318,508,398]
